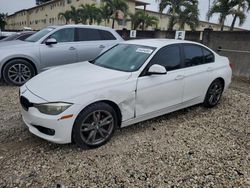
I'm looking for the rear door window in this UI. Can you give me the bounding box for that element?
[203,47,215,63]
[99,30,116,40]
[183,44,204,67]
[76,28,102,41]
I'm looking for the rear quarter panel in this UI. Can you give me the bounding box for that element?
[212,54,232,91]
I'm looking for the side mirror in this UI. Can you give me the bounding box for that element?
[147,64,167,75]
[45,38,57,45]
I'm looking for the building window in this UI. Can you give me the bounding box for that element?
[67,0,72,4]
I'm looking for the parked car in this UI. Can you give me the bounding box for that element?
[20,39,232,148]
[0,25,123,85]
[0,36,7,40]
[0,31,36,42]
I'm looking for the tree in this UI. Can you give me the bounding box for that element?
[58,10,72,24]
[129,11,142,29]
[36,0,51,5]
[100,5,112,26]
[58,6,80,24]
[229,0,250,30]
[159,0,199,31]
[129,11,158,30]
[207,0,235,31]
[178,0,199,30]
[0,13,7,30]
[102,0,128,28]
[144,14,159,30]
[68,6,80,24]
[79,4,102,25]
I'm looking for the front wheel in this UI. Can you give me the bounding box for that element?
[72,102,117,149]
[3,59,36,86]
[203,79,224,108]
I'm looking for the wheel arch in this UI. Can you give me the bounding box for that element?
[214,77,225,91]
[75,100,122,128]
[1,57,38,78]
[71,100,123,144]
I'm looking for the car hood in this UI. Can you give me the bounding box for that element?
[25,62,132,102]
[0,40,35,49]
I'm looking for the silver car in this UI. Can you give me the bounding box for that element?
[0,25,123,86]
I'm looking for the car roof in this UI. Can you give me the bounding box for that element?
[48,24,115,31]
[122,39,202,48]
[17,31,36,35]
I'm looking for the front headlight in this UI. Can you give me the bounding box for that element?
[34,102,72,115]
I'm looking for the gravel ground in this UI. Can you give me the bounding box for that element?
[0,78,250,187]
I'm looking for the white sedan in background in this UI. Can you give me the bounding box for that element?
[19,39,232,148]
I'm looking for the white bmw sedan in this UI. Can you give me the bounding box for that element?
[20,39,232,148]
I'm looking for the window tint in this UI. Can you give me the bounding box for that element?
[76,28,101,41]
[18,34,33,41]
[150,45,181,71]
[99,30,116,40]
[183,44,203,67]
[203,47,214,63]
[50,28,75,43]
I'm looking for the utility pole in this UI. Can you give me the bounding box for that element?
[208,0,211,21]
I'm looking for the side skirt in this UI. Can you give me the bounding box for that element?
[121,97,202,128]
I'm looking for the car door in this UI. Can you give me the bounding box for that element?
[136,45,185,117]
[181,44,215,102]
[75,28,113,62]
[39,28,77,70]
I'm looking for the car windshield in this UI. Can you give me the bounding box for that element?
[25,27,54,42]
[93,44,155,72]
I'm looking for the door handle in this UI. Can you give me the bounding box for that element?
[175,75,185,80]
[207,67,213,72]
[99,45,105,49]
[69,46,76,50]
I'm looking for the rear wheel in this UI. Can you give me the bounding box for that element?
[203,79,224,108]
[72,102,117,149]
[3,59,35,86]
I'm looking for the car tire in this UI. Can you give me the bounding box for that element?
[72,102,118,149]
[2,59,35,86]
[203,79,224,108]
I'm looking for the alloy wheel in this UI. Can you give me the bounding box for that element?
[7,63,32,85]
[207,81,223,106]
[80,110,114,145]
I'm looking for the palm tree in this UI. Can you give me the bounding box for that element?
[207,0,235,31]
[58,6,80,24]
[0,13,7,30]
[129,11,143,29]
[178,0,199,30]
[79,4,102,25]
[229,0,250,30]
[69,6,80,24]
[58,10,71,24]
[100,5,112,26]
[129,11,158,30]
[159,0,199,31]
[102,0,128,28]
[144,14,159,30]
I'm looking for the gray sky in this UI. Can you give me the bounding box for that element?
[0,0,249,29]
